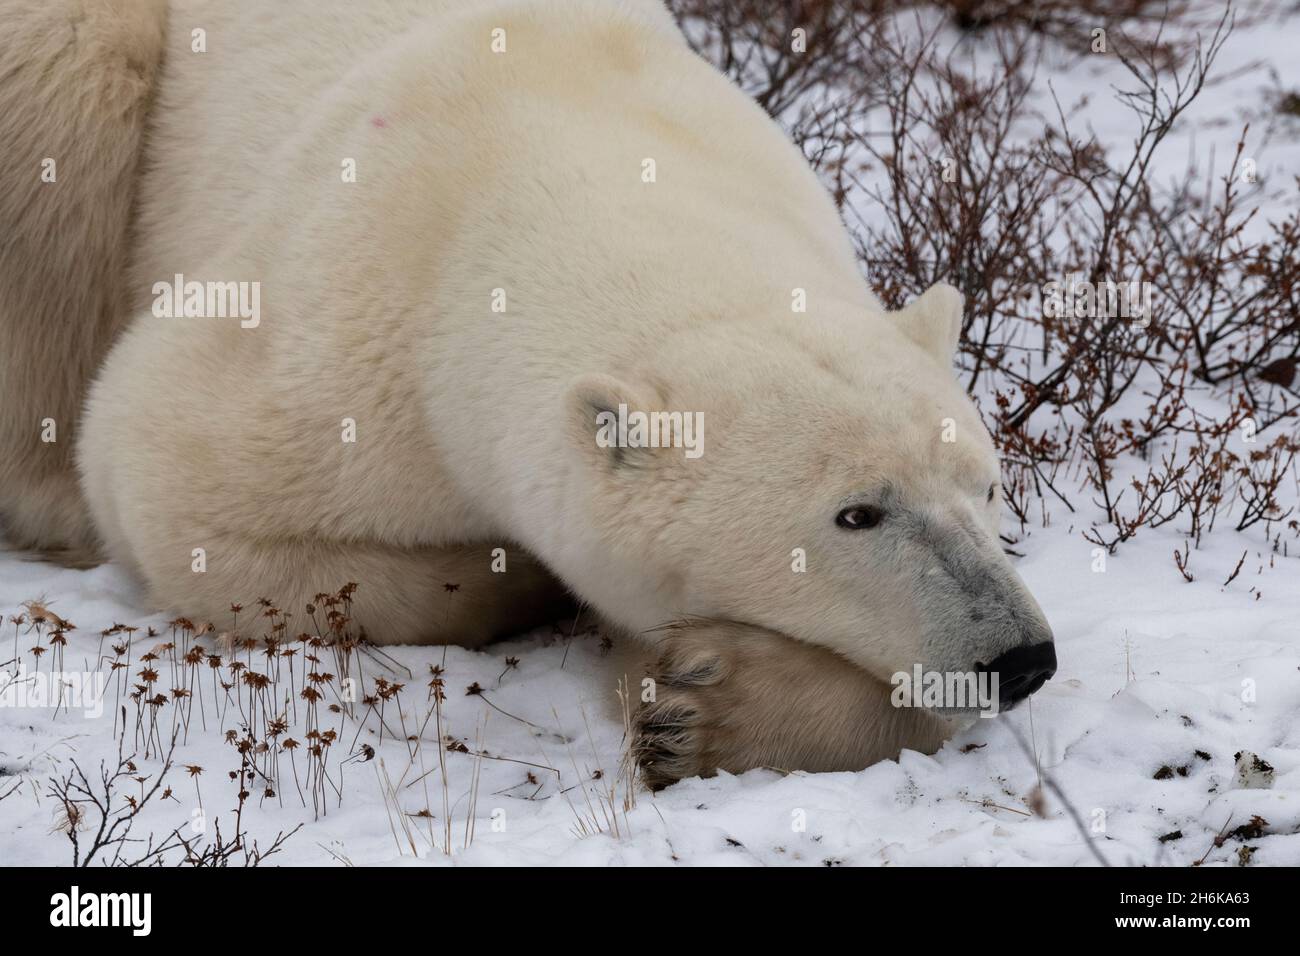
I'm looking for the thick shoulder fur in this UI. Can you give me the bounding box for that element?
[0,0,166,553]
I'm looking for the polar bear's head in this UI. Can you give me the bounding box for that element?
[563,283,1055,712]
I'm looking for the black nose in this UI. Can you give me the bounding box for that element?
[979,642,1057,708]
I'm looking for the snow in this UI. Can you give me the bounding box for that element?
[2,2,1298,867]
[4,531,1297,866]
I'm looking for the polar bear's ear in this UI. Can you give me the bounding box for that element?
[565,373,657,470]
[891,283,964,366]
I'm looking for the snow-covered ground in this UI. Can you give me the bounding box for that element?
[3,513,1298,866]
[2,2,1298,867]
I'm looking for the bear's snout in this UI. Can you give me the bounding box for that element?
[978,641,1056,710]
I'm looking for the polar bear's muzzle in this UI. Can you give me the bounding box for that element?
[900,510,1056,710]
[977,641,1056,710]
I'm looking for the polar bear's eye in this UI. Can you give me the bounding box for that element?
[836,506,884,530]
[987,483,997,503]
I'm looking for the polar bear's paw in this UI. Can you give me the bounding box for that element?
[632,619,937,789]
[634,654,729,790]
[632,622,767,790]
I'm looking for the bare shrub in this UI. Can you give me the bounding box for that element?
[670,0,1300,572]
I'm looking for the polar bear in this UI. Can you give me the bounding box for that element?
[0,0,166,556]
[1,0,1055,787]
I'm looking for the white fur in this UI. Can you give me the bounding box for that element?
[0,0,1061,781]
[0,0,165,554]
[69,0,1049,677]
